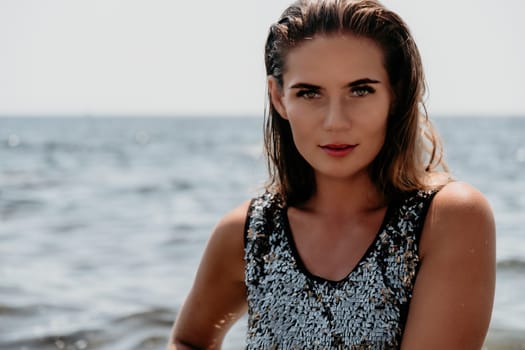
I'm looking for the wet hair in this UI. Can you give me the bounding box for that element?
[263,0,448,205]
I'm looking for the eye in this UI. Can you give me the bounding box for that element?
[351,85,376,97]
[296,89,321,100]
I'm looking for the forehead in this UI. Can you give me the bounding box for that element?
[282,34,388,87]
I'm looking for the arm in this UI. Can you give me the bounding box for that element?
[168,201,250,350]
[401,182,496,349]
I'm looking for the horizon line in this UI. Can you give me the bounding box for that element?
[1,113,524,119]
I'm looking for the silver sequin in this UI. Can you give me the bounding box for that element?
[244,190,436,349]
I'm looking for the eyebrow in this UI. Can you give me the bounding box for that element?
[289,78,381,89]
[289,83,320,90]
[349,78,380,87]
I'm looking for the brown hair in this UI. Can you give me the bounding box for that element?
[263,0,448,205]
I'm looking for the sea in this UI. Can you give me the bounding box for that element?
[0,116,524,350]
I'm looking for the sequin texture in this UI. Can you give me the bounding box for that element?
[244,190,437,349]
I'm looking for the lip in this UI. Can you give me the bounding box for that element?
[319,143,357,157]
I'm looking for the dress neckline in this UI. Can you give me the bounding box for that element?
[282,203,396,285]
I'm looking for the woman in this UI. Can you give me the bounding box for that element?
[169,0,495,348]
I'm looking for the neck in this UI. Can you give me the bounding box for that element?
[302,171,386,216]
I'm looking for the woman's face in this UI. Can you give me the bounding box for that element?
[269,34,392,182]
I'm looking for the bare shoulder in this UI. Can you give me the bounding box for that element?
[187,198,252,286]
[171,199,252,349]
[420,181,495,257]
[212,199,252,240]
[204,199,252,275]
[433,180,493,214]
[202,198,254,282]
[402,181,496,348]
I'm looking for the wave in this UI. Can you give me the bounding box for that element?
[1,329,108,350]
[497,258,525,271]
[0,307,175,350]
[0,303,81,316]
[112,307,174,328]
[0,304,35,317]
[0,198,46,220]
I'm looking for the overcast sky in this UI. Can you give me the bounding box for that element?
[1,0,524,117]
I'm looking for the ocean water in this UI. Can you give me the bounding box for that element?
[0,116,523,349]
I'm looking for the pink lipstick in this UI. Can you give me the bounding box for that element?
[320,144,357,157]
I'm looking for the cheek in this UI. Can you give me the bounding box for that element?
[284,104,317,135]
[360,98,390,133]
[354,106,389,132]
[285,116,319,154]
[287,118,313,144]
[374,119,389,145]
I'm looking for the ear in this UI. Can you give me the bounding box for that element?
[268,76,288,120]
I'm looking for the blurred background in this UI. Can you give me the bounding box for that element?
[1,1,524,349]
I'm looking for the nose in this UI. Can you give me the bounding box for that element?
[323,97,351,131]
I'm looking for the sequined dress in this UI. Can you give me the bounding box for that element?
[244,190,437,349]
